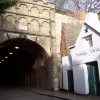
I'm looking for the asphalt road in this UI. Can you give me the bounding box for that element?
[0,86,64,100]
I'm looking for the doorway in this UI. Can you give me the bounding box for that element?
[87,61,100,96]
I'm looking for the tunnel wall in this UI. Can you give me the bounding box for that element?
[0,0,59,91]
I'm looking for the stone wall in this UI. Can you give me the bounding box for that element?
[55,13,83,54]
[0,0,58,91]
[0,0,56,54]
[55,13,83,89]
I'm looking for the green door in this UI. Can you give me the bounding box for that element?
[67,70,74,92]
[87,62,99,95]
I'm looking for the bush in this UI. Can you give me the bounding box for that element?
[0,0,22,13]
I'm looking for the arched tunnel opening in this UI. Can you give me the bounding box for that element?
[0,38,49,89]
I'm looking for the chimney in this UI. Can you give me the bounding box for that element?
[60,24,68,57]
[67,11,85,21]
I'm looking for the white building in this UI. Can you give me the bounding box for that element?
[63,13,100,96]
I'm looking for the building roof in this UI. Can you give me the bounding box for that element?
[62,21,83,48]
[85,12,100,33]
[62,13,100,49]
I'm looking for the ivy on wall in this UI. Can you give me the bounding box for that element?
[0,0,22,13]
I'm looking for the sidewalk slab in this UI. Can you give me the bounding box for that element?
[21,87,100,100]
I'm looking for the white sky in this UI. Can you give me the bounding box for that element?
[43,0,51,3]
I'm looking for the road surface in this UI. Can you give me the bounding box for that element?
[0,86,64,100]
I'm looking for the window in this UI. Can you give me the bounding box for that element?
[84,35,93,49]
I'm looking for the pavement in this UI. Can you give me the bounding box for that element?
[22,87,100,100]
[0,86,64,100]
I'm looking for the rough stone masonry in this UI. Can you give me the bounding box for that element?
[0,0,59,91]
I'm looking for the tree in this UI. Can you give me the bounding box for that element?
[53,0,68,12]
[72,0,100,12]
[48,0,68,13]
[0,0,22,13]
[48,0,100,13]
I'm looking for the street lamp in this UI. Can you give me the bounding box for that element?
[2,59,4,62]
[15,46,19,49]
[9,52,13,55]
[5,56,8,59]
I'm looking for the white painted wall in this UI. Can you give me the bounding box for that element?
[70,13,100,95]
[75,25,100,52]
[71,47,100,94]
[62,13,100,94]
[75,13,100,52]
[62,56,72,90]
[73,64,89,94]
[85,13,100,33]
[72,13,100,65]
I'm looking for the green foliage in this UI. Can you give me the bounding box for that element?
[56,9,67,14]
[0,0,22,13]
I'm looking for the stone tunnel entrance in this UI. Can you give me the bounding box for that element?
[0,38,50,89]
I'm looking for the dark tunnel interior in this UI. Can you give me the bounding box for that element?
[0,38,49,88]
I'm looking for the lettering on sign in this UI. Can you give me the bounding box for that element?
[90,48,100,53]
[76,47,100,57]
[19,25,27,30]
